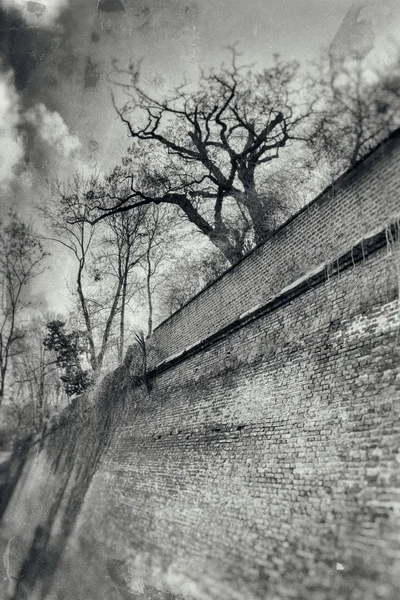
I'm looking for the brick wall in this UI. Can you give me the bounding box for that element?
[1,133,399,600]
[148,130,400,368]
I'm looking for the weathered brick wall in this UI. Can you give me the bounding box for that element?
[2,235,399,600]
[148,130,400,367]
[72,243,398,600]
[1,133,399,600]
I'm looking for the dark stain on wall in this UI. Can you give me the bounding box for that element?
[10,366,133,600]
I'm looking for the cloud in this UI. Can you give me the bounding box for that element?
[0,0,69,26]
[0,0,204,178]
[0,66,83,199]
[0,71,25,190]
[24,103,81,160]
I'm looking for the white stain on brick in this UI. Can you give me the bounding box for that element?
[334,300,400,340]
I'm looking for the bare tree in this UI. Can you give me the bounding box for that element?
[85,50,309,264]
[42,176,144,376]
[134,205,176,337]
[0,214,47,405]
[42,175,163,374]
[307,49,400,175]
[11,318,67,432]
[42,176,101,374]
[96,208,147,363]
[141,207,160,337]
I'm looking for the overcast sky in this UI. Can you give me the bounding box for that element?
[0,0,399,314]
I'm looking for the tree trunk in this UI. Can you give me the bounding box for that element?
[171,193,243,265]
[245,197,274,245]
[208,230,244,264]
[236,167,274,246]
[118,267,129,364]
[76,261,98,373]
[146,250,153,338]
[0,361,7,406]
[96,278,124,374]
[36,371,45,431]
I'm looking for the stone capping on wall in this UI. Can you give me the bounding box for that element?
[147,218,399,379]
[153,127,400,334]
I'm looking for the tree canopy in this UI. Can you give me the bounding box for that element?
[86,51,310,263]
[0,214,47,404]
[81,48,400,265]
